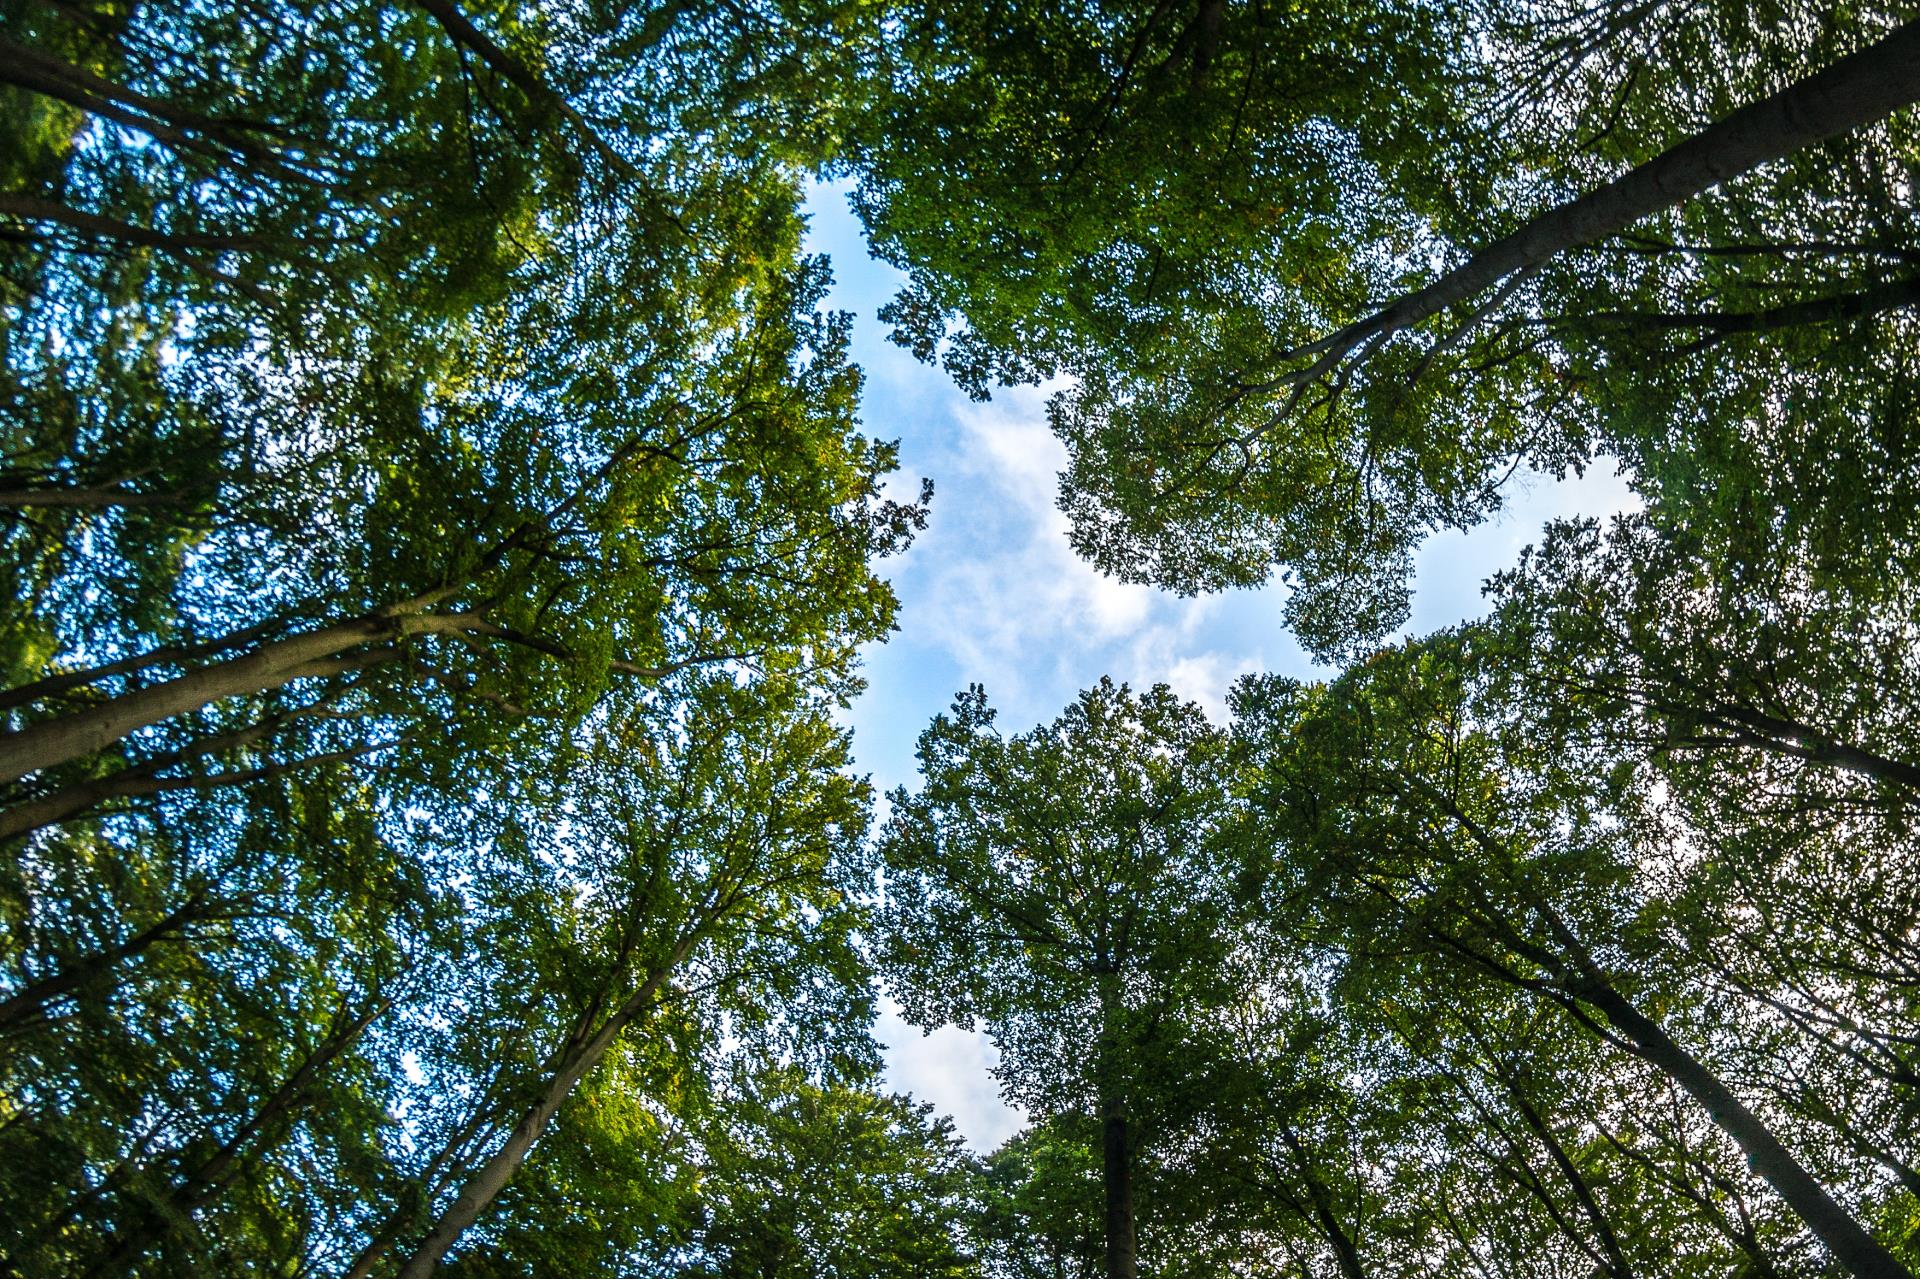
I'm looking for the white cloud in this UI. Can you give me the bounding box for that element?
[874,998,1025,1151]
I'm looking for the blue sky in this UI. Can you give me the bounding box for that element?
[801,180,1638,1151]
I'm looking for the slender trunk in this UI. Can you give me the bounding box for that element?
[1503,1080,1634,1279]
[83,998,390,1278]
[0,193,256,253]
[0,733,387,844]
[1703,703,1920,791]
[409,0,651,189]
[0,34,323,181]
[1270,1121,1366,1279]
[1582,274,1920,344]
[1258,18,1920,392]
[391,936,697,1278]
[1416,796,1909,1279]
[0,607,469,784]
[339,1097,498,1279]
[0,485,180,508]
[1102,1098,1137,1279]
[0,891,210,1032]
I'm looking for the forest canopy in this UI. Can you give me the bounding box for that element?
[2,1,1918,1277]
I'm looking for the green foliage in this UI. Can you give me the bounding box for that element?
[8,2,1920,1276]
[849,0,1920,654]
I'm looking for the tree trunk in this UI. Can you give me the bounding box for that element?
[390,935,698,1278]
[82,998,390,1277]
[0,193,256,253]
[0,615,293,714]
[1582,273,1920,344]
[0,739,386,844]
[0,607,473,784]
[1562,974,1910,1279]
[1259,17,1920,392]
[1502,1076,1634,1279]
[0,891,211,1032]
[339,1093,501,1279]
[1271,1119,1367,1279]
[0,485,180,507]
[1417,798,1909,1279]
[1701,702,1920,791]
[1102,1099,1137,1279]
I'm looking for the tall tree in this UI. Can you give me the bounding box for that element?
[1231,636,1919,1277]
[879,679,1240,1279]
[848,1,1920,652]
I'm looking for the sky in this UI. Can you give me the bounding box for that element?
[800,180,1638,1152]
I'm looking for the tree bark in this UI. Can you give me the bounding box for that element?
[0,606,473,784]
[1270,1119,1367,1279]
[1102,1098,1137,1279]
[1254,17,1920,394]
[0,615,293,714]
[1562,973,1911,1279]
[0,193,256,253]
[0,484,181,508]
[1698,702,1920,791]
[1580,273,1920,344]
[1502,1076,1635,1279]
[1417,796,1910,1279]
[410,0,635,179]
[390,934,699,1278]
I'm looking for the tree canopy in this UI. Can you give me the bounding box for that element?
[6,0,1920,1276]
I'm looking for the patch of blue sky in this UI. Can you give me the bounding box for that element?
[802,178,1638,1152]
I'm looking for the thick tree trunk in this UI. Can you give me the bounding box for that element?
[0,616,292,714]
[0,607,473,784]
[391,935,697,1278]
[1102,1099,1137,1279]
[1260,17,1920,391]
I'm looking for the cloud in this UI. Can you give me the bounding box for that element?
[875,998,1025,1151]
[897,385,1162,709]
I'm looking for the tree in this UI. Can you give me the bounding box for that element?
[1231,635,1918,1277]
[1,4,928,1273]
[878,679,1241,1279]
[674,1065,980,1279]
[848,1,1920,652]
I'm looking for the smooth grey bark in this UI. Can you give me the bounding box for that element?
[0,607,470,784]
[1563,972,1911,1279]
[391,933,699,1278]
[1421,789,1912,1279]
